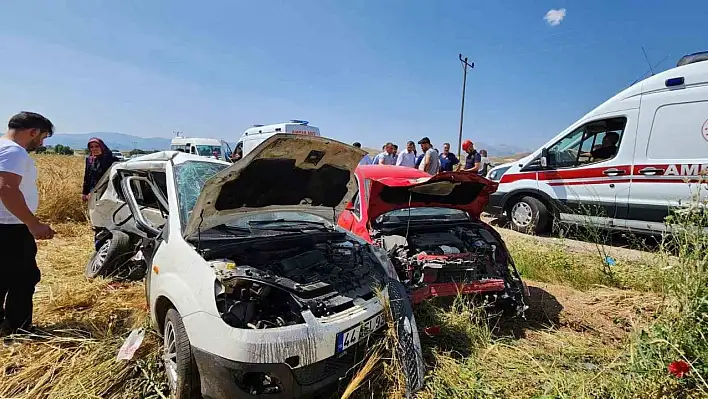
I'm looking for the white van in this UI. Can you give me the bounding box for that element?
[485,51,708,235]
[234,120,320,158]
[170,136,230,162]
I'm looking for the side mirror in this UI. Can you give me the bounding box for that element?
[120,176,162,237]
[540,148,549,168]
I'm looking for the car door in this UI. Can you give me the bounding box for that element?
[337,174,372,241]
[540,114,636,229]
[627,86,708,232]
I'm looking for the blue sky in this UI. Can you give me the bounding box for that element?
[1,0,706,150]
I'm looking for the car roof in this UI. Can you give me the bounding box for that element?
[124,150,230,165]
[356,165,431,180]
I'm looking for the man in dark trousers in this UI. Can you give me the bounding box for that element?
[0,112,56,337]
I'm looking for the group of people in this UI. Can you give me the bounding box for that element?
[353,136,493,176]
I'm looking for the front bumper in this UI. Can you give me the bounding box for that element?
[192,341,371,399]
[484,192,504,215]
[410,279,506,305]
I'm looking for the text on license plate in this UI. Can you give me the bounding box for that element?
[336,313,386,353]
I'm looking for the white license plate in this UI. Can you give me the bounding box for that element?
[335,313,386,353]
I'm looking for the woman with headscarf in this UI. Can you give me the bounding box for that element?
[82,138,119,201]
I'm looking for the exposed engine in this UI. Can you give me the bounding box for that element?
[374,226,505,289]
[205,232,385,329]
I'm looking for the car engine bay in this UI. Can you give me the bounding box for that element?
[373,224,512,290]
[204,232,386,329]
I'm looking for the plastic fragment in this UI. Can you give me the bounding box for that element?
[604,256,616,266]
[117,328,145,361]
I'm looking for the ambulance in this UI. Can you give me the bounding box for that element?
[484,51,708,235]
[234,120,320,158]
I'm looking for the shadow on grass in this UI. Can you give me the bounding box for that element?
[495,285,563,340]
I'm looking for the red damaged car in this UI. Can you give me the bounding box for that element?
[338,165,528,315]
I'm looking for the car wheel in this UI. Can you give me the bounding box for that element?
[507,196,550,234]
[85,231,132,279]
[163,308,201,399]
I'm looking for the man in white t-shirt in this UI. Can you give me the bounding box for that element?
[0,111,55,337]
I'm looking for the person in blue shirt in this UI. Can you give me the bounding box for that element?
[458,139,482,173]
[353,142,373,165]
[375,142,396,165]
[414,152,424,169]
[438,142,459,172]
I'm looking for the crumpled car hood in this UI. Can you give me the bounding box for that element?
[183,134,366,238]
[366,171,498,222]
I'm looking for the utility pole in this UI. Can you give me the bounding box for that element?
[457,54,474,158]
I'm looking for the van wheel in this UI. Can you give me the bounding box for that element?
[163,308,201,399]
[507,196,550,234]
[85,231,132,279]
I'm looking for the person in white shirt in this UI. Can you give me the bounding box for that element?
[395,141,417,167]
[0,111,56,337]
[352,142,373,165]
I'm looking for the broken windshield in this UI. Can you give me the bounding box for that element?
[174,160,229,227]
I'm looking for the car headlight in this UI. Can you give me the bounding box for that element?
[488,166,511,182]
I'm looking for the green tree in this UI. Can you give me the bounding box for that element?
[35,146,47,154]
[60,146,74,155]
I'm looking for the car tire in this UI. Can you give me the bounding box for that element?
[163,308,201,399]
[85,230,133,279]
[507,196,550,235]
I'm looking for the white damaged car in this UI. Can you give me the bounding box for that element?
[87,134,425,399]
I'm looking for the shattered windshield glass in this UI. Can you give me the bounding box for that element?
[174,160,229,226]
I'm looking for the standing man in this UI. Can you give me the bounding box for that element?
[478,149,493,177]
[458,139,481,173]
[352,142,373,165]
[439,142,460,172]
[391,144,399,165]
[395,141,417,167]
[417,137,440,175]
[376,142,396,165]
[0,112,56,337]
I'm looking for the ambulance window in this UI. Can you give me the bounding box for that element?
[647,101,708,160]
[547,117,626,168]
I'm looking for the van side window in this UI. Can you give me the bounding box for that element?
[547,117,627,168]
[647,101,708,160]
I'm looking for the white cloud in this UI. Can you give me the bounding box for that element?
[544,8,566,26]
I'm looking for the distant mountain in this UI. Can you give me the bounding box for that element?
[468,142,530,157]
[45,132,173,151]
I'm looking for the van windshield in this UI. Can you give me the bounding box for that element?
[195,145,222,157]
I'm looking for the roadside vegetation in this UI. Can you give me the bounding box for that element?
[0,155,705,398]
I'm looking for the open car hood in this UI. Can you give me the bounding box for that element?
[183,134,366,239]
[366,171,498,222]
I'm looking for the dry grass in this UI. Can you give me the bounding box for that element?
[33,154,87,223]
